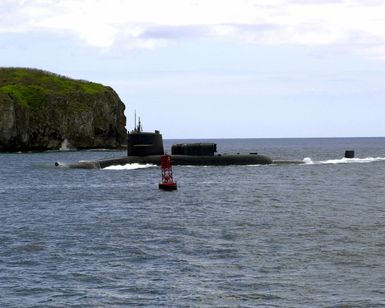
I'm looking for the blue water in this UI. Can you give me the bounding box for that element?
[1,138,385,307]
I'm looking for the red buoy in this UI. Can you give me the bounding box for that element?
[159,154,177,191]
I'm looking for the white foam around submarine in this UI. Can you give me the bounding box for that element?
[303,157,385,165]
[103,163,157,170]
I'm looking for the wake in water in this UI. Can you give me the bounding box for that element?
[303,156,385,165]
[103,163,157,170]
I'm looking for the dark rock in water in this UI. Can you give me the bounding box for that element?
[0,67,127,152]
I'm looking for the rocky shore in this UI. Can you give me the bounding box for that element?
[0,68,127,152]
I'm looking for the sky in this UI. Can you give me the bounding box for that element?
[1,0,385,138]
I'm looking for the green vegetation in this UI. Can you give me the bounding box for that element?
[0,67,106,107]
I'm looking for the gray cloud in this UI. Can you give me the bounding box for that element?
[228,23,281,32]
[2,0,385,59]
[285,0,345,4]
[140,25,209,39]
[139,23,279,41]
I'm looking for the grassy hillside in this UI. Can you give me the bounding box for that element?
[0,67,106,107]
[0,67,127,151]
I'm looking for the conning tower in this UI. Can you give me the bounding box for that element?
[127,118,164,156]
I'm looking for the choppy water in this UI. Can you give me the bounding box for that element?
[1,138,385,307]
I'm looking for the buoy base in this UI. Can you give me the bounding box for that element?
[159,182,177,191]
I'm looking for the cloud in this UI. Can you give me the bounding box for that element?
[140,25,209,40]
[2,0,385,58]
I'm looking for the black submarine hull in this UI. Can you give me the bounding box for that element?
[56,154,273,169]
[54,129,305,169]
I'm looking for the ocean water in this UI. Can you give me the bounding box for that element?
[1,137,385,307]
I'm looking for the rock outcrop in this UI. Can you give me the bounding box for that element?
[0,68,127,151]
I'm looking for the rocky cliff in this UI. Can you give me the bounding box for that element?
[0,68,127,151]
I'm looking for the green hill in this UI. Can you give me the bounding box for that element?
[0,68,127,151]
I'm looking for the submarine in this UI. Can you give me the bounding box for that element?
[55,120,274,169]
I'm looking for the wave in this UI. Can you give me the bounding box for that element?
[103,163,157,170]
[303,156,385,165]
